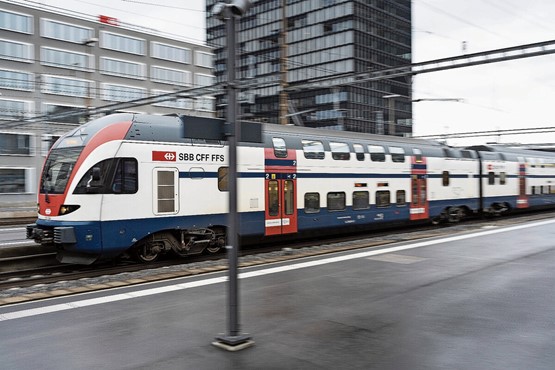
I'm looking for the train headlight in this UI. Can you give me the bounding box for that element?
[59,205,80,215]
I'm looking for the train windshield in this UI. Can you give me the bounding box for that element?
[41,147,84,194]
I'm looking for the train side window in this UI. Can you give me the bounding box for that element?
[353,191,369,210]
[272,137,287,158]
[330,142,350,160]
[353,144,365,161]
[376,190,391,208]
[461,150,473,159]
[442,171,450,186]
[389,146,405,163]
[111,158,138,194]
[304,192,320,213]
[500,172,506,185]
[302,139,325,159]
[368,145,385,162]
[327,192,346,211]
[396,190,406,206]
[488,172,495,185]
[74,158,116,194]
[531,186,536,195]
[218,167,228,191]
[156,170,177,214]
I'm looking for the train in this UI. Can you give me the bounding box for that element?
[26,113,555,264]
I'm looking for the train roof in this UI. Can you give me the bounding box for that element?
[71,113,445,150]
[466,144,555,159]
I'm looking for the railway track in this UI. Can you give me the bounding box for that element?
[1,210,554,306]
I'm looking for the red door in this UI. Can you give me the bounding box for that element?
[410,156,429,220]
[517,162,528,208]
[264,148,298,236]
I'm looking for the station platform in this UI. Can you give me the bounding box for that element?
[1,218,555,369]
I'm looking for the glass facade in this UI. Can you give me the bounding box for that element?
[206,0,412,135]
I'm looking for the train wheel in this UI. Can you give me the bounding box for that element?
[204,235,226,255]
[132,241,161,263]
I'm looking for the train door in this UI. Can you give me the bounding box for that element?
[410,153,429,220]
[517,158,528,208]
[264,142,298,236]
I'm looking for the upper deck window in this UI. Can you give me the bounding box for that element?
[272,137,287,158]
[389,146,405,163]
[353,144,365,161]
[330,142,350,160]
[302,139,325,159]
[368,145,385,162]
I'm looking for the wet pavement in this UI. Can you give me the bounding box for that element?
[1,218,555,369]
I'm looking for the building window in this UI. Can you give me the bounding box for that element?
[102,83,146,102]
[327,192,346,211]
[100,31,145,55]
[0,39,33,63]
[152,90,193,110]
[41,19,93,43]
[195,73,215,87]
[41,134,62,156]
[0,168,28,193]
[195,51,213,68]
[302,139,325,159]
[353,191,369,210]
[0,99,30,120]
[42,75,92,98]
[0,133,32,155]
[368,145,386,162]
[43,103,85,125]
[151,66,191,86]
[0,9,32,34]
[330,142,350,160]
[195,96,215,111]
[41,47,90,70]
[151,42,191,64]
[0,69,33,91]
[304,192,320,213]
[100,57,145,79]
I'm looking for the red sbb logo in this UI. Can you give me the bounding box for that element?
[152,151,176,161]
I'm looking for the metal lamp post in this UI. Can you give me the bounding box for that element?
[211,0,254,351]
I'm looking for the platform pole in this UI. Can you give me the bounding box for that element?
[212,1,254,351]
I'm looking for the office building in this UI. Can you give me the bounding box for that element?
[207,0,411,134]
[0,1,214,209]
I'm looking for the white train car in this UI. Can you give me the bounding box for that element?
[27,114,555,264]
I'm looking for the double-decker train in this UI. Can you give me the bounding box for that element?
[27,113,555,264]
